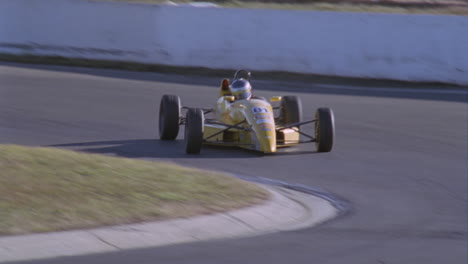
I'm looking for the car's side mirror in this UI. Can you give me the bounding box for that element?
[270,96,282,102]
[224,95,235,102]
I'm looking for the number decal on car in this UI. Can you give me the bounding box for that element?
[252,107,268,114]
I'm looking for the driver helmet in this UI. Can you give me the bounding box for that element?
[230,79,252,100]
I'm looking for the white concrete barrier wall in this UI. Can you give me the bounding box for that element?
[0,0,157,61]
[1,0,467,84]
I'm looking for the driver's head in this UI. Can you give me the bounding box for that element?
[230,79,252,100]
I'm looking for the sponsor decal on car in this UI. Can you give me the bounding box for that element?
[259,122,273,131]
[256,119,273,124]
[254,114,269,120]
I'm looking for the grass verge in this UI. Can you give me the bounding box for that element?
[0,144,269,236]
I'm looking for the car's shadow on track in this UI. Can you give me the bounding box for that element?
[49,139,267,159]
[271,149,319,156]
[49,139,319,159]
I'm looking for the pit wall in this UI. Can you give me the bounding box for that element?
[1,0,467,84]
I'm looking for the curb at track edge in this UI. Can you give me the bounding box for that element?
[236,174,353,217]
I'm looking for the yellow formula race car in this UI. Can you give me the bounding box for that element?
[159,70,335,154]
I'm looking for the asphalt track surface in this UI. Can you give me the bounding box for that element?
[1,63,467,264]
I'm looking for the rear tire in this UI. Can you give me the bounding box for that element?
[185,108,204,154]
[159,95,181,140]
[280,96,302,125]
[315,108,335,152]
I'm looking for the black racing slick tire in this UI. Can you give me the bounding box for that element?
[185,108,204,154]
[280,96,302,125]
[315,108,335,153]
[159,95,181,140]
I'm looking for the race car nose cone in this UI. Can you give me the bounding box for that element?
[259,133,276,153]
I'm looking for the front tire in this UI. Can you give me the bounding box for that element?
[315,108,335,152]
[159,95,181,140]
[280,96,302,125]
[185,108,204,154]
